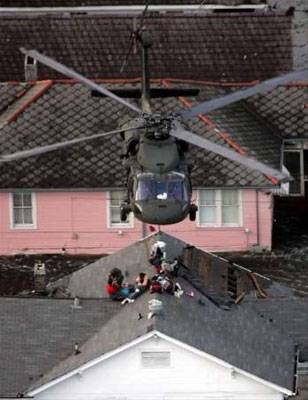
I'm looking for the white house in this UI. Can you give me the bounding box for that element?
[1,232,304,400]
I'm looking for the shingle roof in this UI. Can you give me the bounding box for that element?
[247,298,308,362]
[26,285,296,395]
[0,297,120,397]
[246,84,308,138]
[0,232,303,396]
[45,231,304,390]
[0,80,282,189]
[0,12,292,82]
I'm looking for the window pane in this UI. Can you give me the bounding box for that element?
[110,190,125,206]
[304,150,308,177]
[222,190,239,224]
[23,208,33,224]
[222,205,239,224]
[13,208,23,225]
[13,193,22,207]
[222,190,238,205]
[284,151,301,194]
[199,190,216,205]
[111,208,121,224]
[199,206,216,223]
[109,190,130,225]
[23,194,32,207]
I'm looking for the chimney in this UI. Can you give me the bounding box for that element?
[24,55,37,82]
[33,262,46,293]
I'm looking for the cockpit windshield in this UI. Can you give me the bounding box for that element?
[136,172,188,201]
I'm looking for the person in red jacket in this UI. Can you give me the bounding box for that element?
[106,268,130,300]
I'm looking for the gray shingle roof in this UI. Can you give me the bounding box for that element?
[247,298,308,362]
[0,297,120,397]
[0,12,292,82]
[0,232,303,396]
[246,85,308,139]
[0,80,281,189]
[26,283,296,395]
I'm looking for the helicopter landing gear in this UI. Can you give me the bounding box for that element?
[189,204,198,221]
[120,204,132,222]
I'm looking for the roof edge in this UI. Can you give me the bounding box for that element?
[0,5,269,16]
[27,329,295,396]
[27,330,156,396]
[157,332,295,396]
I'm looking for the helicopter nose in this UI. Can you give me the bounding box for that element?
[135,201,189,225]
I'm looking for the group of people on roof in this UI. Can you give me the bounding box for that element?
[105,241,183,304]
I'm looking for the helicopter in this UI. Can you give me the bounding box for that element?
[1,28,307,225]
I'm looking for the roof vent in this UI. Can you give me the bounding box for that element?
[141,351,171,368]
[24,55,37,82]
[71,297,82,309]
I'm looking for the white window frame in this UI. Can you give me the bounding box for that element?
[107,190,134,228]
[9,192,37,229]
[197,189,243,227]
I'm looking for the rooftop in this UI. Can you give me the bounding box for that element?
[1,231,307,397]
[0,11,292,82]
[2,79,307,189]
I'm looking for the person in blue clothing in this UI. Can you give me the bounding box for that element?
[105,268,132,300]
[122,272,150,304]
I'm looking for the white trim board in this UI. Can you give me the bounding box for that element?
[28,330,294,397]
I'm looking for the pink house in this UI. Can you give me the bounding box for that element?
[0,77,283,255]
[1,8,306,256]
[0,188,273,254]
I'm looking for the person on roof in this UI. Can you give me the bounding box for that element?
[149,241,166,273]
[105,268,131,300]
[122,272,150,304]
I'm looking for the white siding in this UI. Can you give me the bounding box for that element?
[34,336,284,400]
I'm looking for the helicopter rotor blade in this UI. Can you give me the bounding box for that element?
[20,48,142,115]
[179,70,308,120]
[0,127,140,163]
[171,123,289,182]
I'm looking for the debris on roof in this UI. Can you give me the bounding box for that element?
[0,231,306,397]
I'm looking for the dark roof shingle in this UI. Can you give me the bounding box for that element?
[0,232,303,396]
[0,80,281,189]
[0,13,292,82]
[0,297,120,397]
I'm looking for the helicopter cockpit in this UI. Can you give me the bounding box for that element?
[131,171,192,224]
[135,172,189,202]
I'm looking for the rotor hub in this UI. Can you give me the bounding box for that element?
[143,114,174,140]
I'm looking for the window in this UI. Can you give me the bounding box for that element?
[10,192,36,229]
[197,189,242,227]
[283,150,302,195]
[283,141,308,196]
[141,351,171,368]
[108,190,133,227]
[135,172,188,201]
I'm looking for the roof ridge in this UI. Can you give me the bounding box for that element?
[3,78,305,87]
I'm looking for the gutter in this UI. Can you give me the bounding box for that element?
[255,189,260,246]
[0,5,268,15]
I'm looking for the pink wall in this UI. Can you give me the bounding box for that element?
[0,189,273,255]
[161,189,273,252]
